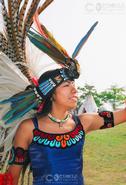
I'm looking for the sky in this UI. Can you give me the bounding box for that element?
[39,0,126,92]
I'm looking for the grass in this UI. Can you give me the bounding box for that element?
[84,123,126,185]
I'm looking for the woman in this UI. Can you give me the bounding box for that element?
[0,1,126,185]
[7,68,126,185]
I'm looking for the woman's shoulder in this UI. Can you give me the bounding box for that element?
[16,119,34,138]
[78,112,98,126]
[13,118,35,146]
[16,118,35,134]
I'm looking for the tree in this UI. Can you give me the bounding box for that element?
[77,84,102,112]
[99,85,126,110]
[77,84,126,112]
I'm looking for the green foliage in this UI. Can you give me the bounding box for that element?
[99,85,126,110]
[77,84,102,112]
[77,84,126,111]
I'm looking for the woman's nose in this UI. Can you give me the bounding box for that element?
[71,84,77,93]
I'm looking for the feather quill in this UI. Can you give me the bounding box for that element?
[72,21,98,59]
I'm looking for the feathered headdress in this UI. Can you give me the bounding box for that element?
[0,0,98,163]
[0,0,55,163]
[28,12,98,78]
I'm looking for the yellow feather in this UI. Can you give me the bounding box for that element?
[42,24,69,57]
[34,12,69,57]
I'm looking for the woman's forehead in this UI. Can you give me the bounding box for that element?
[59,80,75,86]
[54,80,76,93]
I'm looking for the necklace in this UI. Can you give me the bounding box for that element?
[48,113,70,127]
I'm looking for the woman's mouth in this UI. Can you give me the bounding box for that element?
[70,96,78,101]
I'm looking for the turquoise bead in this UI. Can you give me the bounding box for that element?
[70,138,77,144]
[80,131,84,135]
[44,139,50,145]
[38,138,45,144]
[33,136,40,141]
[55,141,61,148]
[75,135,80,141]
[49,140,56,147]
[66,140,72,146]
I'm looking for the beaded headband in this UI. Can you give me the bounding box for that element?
[33,68,76,101]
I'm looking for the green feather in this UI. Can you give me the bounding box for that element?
[3,94,35,121]
[6,101,39,124]
[28,30,67,65]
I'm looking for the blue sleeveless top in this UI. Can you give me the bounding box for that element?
[28,115,85,185]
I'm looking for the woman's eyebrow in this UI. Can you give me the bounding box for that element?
[63,80,71,84]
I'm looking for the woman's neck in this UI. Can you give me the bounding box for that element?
[50,107,69,120]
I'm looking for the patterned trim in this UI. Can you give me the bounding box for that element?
[8,147,29,165]
[38,79,56,96]
[35,68,71,99]
[99,111,114,129]
[32,123,84,149]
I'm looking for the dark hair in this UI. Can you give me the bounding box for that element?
[38,68,61,82]
[36,69,58,117]
[37,93,53,117]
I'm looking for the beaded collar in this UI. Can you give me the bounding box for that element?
[32,122,84,149]
[48,113,70,127]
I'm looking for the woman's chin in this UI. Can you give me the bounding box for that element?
[68,103,77,110]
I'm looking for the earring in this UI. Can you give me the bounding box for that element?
[51,97,55,102]
[50,97,53,101]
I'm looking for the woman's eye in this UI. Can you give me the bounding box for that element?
[64,84,69,87]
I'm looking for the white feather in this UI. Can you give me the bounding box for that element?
[26,37,60,79]
[0,52,29,84]
[0,52,30,100]
[0,104,11,126]
[0,109,35,161]
[0,52,35,161]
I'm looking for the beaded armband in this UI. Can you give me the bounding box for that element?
[99,111,114,129]
[0,173,13,185]
[8,147,29,165]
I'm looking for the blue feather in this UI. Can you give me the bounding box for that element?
[72,21,98,59]
[5,101,38,124]
[0,92,34,104]
[3,95,35,121]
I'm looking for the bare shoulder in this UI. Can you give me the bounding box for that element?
[78,113,94,124]
[17,118,34,132]
[78,112,106,133]
[78,113,98,133]
[13,118,34,147]
[78,113,98,122]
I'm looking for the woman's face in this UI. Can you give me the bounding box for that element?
[52,80,78,110]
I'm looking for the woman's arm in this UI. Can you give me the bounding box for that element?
[7,119,33,185]
[7,165,22,185]
[79,108,126,133]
